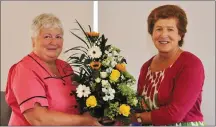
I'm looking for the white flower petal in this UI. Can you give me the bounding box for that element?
[101,80,108,86]
[77,93,83,98]
[109,94,114,100]
[76,85,91,98]
[103,95,109,101]
[105,50,109,54]
[108,53,112,57]
[102,88,108,93]
[100,72,108,78]
[88,46,102,58]
[95,77,101,83]
[111,61,117,67]
[109,88,115,94]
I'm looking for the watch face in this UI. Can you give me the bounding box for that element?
[137,117,142,123]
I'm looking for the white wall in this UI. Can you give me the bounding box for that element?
[1,1,93,91]
[98,1,215,125]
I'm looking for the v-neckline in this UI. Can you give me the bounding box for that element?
[28,52,62,78]
[149,51,185,73]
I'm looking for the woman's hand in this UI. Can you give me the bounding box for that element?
[141,98,149,110]
[81,112,101,126]
[23,103,101,126]
[130,113,138,123]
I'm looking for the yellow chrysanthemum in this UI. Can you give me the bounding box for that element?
[86,95,97,108]
[109,69,120,82]
[119,104,130,117]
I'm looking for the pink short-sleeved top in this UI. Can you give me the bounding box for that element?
[5,52,79,125]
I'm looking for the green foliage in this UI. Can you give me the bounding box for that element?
[104,102,119,120]
[65,20,140,124]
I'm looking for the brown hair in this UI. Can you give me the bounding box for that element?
[147,5,187,47]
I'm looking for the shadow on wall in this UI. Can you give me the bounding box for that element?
[0,91,11,125]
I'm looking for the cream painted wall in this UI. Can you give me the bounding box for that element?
[1,1,93,91]
[98,1,215,125]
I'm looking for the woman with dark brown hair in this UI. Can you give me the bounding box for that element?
[131,5,205,126]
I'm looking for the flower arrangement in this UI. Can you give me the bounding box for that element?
[65,20,139,124]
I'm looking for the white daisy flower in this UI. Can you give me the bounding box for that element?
[108,87,115,94]
[100,72,108,78]
[108,94,115,100]
[102,87,115,95]
[103,93,115,101]
[95,77,101,83]
[103,95,109,101]
[102,87,115,101]
[76,85,91,98]
[88,46,102,58]
[102,87,108,93]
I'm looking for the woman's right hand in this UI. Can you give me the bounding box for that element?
[81,112,101,126]
[23,103,101,126]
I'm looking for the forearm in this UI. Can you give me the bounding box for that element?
[24,105,87,126]
[33,110,85,126]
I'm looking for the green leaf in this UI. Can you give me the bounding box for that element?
[65,47,88,55]
[101,34,108,44]
[70,31,90,48]
[92,70,100,79]
[105,45,111,50]
[68,53,81,57]
[88,25,91,32]
[68,56,79,60]
[80,66,91,76]
[64,46,88,53]
[84,58,91,64]
[75,19,92,46]
[80,54,85,62]
[72,73,81,82]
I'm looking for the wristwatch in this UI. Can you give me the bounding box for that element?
[136,113,142,123]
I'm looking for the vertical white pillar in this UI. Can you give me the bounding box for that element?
[93,1,98,32]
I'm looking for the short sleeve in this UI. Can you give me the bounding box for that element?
[12,64,49,113]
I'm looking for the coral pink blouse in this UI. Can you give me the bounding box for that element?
[5,52,79,125]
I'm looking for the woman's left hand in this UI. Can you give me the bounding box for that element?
[130,113,138,123]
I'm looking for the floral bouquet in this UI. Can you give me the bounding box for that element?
[65,20,140,125]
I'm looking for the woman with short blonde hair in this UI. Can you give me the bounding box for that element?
[5,13,101,126]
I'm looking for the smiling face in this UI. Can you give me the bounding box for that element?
[152,18,181,53]
[32,27,63,62]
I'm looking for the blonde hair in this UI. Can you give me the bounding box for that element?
[31,13,63,37]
